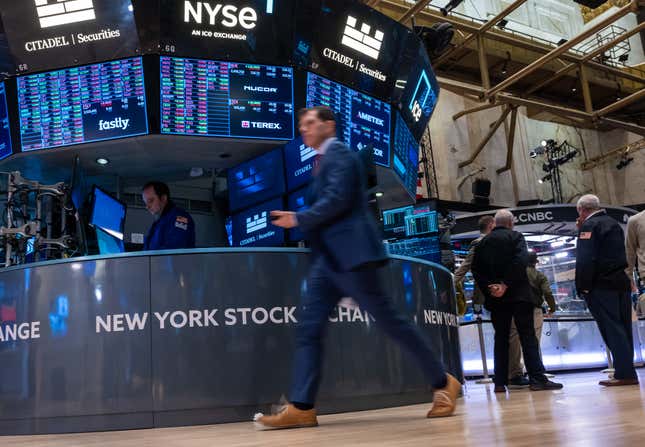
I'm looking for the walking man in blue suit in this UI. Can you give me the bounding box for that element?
[254,106,461,430]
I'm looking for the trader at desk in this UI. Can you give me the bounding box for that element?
[142,181,196,251]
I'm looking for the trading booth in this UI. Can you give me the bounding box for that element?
[0,0,462,435]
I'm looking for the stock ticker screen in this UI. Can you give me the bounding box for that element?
[160,56,294,140]
[306,72,390,167]
[392,113,419,197]
[18,57,148,151]
[0,82,12,160]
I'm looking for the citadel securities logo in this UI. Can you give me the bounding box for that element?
[341,16,383,60]
[246,212,268,234]
[299,143,316,163]
[98,117,130,131]
[35,0,96,29]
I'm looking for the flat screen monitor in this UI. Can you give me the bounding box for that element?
[18,57,148,151]
[287,187,308,242]
[90,186,127,240]
[306,72,390,167]
[0,82,12,160]
[385,236,441,264]
[160,56,294,140]
[382,205,413,239]
[228,147,286,213]
[284,136,316,191]
[231,197,284,247]
[392,113,419,198]
[96,227,125,255]
[405,208,439,237]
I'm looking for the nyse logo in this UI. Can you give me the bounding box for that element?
[99,117,130,131]
[243,85,278,93]
[246,212,268,234]
[35,0,96,29]
[184,1,259,29]
[299,143,316,163]
[341,15,384,60]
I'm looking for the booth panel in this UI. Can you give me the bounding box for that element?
[0,257,153,433]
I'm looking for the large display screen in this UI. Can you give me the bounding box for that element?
[392,113,419,198]
[159,0,295,65]
[306,72,390,167]
[382,205,413,239]
[284,136,316,192]
[18,57,148,151]
[294,0,407,100]
[228,147,286,213]
[0,0,140,74]
[232,197,284,247]
[0,82,12,160]
[90,186,127,240]
[287,187,308,242]
[161,56,294,140]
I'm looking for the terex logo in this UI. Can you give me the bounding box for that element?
[184,1,258,29]
[243,85,278,93]
[357,111,384,127]
[99,118,130,132]
[244,121,282,130]
[35,0,96,29]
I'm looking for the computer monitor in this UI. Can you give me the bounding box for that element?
[95,228,125,255]
[90,186,127,241]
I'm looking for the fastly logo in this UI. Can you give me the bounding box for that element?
[341,15,383,60]
[246,212,268,234]
[35,0,96,29]
[99,117,130,131]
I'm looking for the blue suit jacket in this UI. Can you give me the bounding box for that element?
[144,204,196,251]
[296,140,386,272]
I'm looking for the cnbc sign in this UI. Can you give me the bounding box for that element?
[182,1,273,41]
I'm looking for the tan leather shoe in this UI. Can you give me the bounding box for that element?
[253,404,318,430]
[599,378,639,387]
[427,374,461,418]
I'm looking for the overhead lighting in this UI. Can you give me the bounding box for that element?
[375,192,384,197]
[539,174,552,184]
[96,158,109,166]
[541,140,549,147]
[497,19,508,29]
[616,155,634,170]
[557,38,568,46]
[128,5,134,12]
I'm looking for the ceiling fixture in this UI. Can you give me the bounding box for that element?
[497,19,508,30]
[616,153,634,170]
[557,38,568,46]
[538,174,552,184]
[375,192,384,197]
[440,0,465,16]
[96,158,109,166]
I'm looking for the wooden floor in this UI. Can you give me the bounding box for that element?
[3,370,645,447]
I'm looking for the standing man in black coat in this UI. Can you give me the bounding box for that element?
[253,106,461,430]
[472,210,562,393]
[575,195,639,386]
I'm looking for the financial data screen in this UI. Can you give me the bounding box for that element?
[18,57,148,151]
[392,113,419,197]
[228,148,286,213]
[161,56,294,140]
[0,82,12,160]
[306,72,390,167]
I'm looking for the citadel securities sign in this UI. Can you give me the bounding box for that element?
[0,0,140,74]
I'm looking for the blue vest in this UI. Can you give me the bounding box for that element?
[144,204,196,251]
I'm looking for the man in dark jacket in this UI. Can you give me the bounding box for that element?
[472,210,562,392]
[576,194,638,386]
[142,181,196,251]
[254,106,460,430]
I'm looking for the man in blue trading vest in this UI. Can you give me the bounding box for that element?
[253,106,461,430]
[142,181,196,251]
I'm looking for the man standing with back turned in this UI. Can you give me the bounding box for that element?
[576,195,639,386]
[254,106,461,430]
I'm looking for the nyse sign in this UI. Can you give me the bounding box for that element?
[183,1,263,41]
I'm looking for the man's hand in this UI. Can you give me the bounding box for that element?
[270,211,298,229]
[488,283,507,298]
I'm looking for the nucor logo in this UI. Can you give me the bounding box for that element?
[184,1,258,30]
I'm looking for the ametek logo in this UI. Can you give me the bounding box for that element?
[243,85,278,93]
[341,15,383,60]
[35,0,96,29]
[357,111,384,127]
[99,117,130,132]
[246,212,268,234]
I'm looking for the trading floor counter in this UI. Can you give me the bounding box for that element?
[0,249,463,435]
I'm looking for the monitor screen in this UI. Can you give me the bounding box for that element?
[18,57,148,151]
[284,136,316,191]
[228,147,286,213]
[231,197,284,247]
[306,72,390,167]
[160,56,294,140]
[287,187,308,242]
[392,113,419,198]
[405,209,439,237]
[1,0,140,74]
[96,227,125,255]
[382,205,413,239]
[385,236,441,264]
[90,187,127,240]
[0,82,11,160]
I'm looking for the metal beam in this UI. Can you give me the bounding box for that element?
[485,1,639,98]
[453,102,502,120]
[600,118,645,136]
[497,107,519,174]
[398,0,431,24]
[496,94,591,119]
[526,21,645,95]
[477,35,491,90]
[595,88,645,117]
[581,138,645,170]
[434,0,528,67]
[458,106,512,168]
[579,64,593,113]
